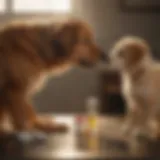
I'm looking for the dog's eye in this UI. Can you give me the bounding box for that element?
[118,50,124,57]
[82,38,91,44]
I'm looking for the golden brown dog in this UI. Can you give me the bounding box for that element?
[0,19,106,133]
[110,36,160,139]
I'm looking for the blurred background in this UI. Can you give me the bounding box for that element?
[1,0,160,114]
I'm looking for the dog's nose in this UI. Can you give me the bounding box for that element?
[79,59,94,67]
[100,51,108,62]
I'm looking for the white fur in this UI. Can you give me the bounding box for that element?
[110,37,160,139]
[122,61,160,139]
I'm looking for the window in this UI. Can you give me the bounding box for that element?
[0,0,5,12]
[13,0,71,13]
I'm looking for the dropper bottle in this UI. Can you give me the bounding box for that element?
[86,96,99,135]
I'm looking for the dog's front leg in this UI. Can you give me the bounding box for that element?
[128,99,153,139]
[147,104,160,139]
[122,101,140,136]
[131,110,151,139]
[7,92,67,132]
[122,107,137,135]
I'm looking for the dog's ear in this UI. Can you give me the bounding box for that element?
[51,39,66,57]
[55,23,78,51]
[38,27,67,63]
[125,44,146,67]
[50,22,82,59]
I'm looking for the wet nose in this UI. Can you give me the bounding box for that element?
[100,51,109,62]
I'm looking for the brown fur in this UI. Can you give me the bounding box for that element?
[0,19,104,133]
[120,42,149,81]
[123,43,148,69]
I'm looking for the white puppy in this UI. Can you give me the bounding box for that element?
[110,36,160,139]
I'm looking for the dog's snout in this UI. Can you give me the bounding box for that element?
[79,59,94,67]
[100,51,108,62]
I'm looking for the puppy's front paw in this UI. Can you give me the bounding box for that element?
[34,117,68,133]
[149,129,160,140]
[131,128,152,141]
[148,120,160,140]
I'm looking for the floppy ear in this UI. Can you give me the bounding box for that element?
[55,24,78,50]
[126,44,145,67]
[50,23,79,58]
[38,27,67,63]
[51,39,66,57]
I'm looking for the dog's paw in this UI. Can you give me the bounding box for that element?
[132,129,144,138]
[148,129,160,140]
[148,120,160,140]
[131,128,152,141]
[34,117,68,133]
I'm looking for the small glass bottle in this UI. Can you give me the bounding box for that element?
[86,96,99,135]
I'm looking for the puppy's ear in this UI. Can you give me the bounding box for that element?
[126,44,146,66]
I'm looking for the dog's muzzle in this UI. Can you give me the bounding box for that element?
[100,51,108,62]
[79,59,94,67]
[79,51,108,67]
